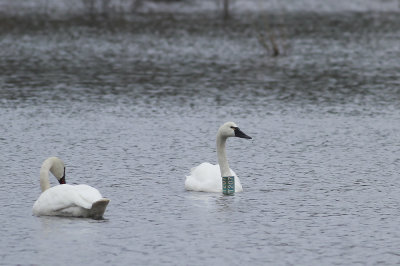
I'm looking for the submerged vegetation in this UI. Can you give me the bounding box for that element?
[256,13,290,57]
[0,0,290,58]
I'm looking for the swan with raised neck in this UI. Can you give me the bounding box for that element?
[185,122,252,193]
[217,122,252,177]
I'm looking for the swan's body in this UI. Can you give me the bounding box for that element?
[185,122,251,193]
[186,162,243,192]
[33,157,109,219]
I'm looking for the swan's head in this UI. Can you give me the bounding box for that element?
[48,157,66,184]
[218,122,252,139]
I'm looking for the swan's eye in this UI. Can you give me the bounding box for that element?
[230,126,238,130]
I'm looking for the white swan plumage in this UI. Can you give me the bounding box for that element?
[33,157,109,219]
[185,122,252,193]
[186,162,242,192]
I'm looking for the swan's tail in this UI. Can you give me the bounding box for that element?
[89,198,110,219]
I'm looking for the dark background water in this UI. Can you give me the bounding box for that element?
[0,0,400,265]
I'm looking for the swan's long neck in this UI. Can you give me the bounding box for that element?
[217,134,232,177]
[39,163,51,192]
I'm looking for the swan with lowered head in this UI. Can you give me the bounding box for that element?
[33,157,109,219]
[185,122,252,193]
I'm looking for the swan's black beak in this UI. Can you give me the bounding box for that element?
[59,167,66,184]
[234,127,252,139]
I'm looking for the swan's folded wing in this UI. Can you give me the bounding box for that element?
[33,184,94,215]
[73,184,103,205]
[185,163,222,192]
[185,162,242,192]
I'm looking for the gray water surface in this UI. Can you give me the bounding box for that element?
[1,1,400,265]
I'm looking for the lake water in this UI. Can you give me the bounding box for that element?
[0,0,400,265]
